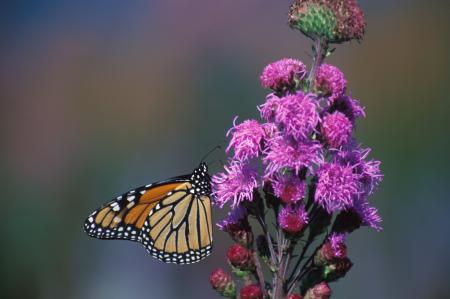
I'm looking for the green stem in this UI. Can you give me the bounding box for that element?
[287,232,330,294]
[272,230,290,299]
[287,233,313,284]
[307,38,327,91]
[253,251,268,298]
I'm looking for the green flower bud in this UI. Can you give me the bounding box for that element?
[288,2,337,41]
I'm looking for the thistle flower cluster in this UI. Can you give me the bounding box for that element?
[209,1,382,298]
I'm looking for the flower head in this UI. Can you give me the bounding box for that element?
[315,233,347,265]
[275,92,319,140]
[217,206,248,231]
[337,146,383,195]
[353,196,382,231]
[272,174,306,204]
[287,294,303,299]
[264,136,322,178]
[212,161,259,208]
[240,284,263,299]
[328,95,365,123]
[315,162,360,213]
[260,58,307,92]
[226,118,266,161]
[304,282,332,299]
[209,268,236,298]
[329,233,347,257]
[288,1,337,41]
[315,64,346,102]
[278,204,308,234]
[227,243,255,271]
[327,233,347,258]
[217,206,253,245]
[321,111,353,148]
[289,0,365,43]
[259,94,282,121]
[327,0,365,42]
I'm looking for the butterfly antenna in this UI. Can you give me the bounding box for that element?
[200,145,222,164]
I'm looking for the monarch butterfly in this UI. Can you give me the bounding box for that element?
[83,163,213,264]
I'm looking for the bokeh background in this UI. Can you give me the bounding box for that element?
[1,0,449,298]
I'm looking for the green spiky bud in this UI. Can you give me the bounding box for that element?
[288,2,337,41]
[288,0,366,43]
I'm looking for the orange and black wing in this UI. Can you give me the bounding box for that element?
[140,183,213,264]
[83,162,213,265]
[83,178,189,241]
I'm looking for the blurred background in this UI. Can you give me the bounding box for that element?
[1,0,449,298]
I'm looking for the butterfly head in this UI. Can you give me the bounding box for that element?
[190,163,211,196]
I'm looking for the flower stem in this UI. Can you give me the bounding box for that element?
[288,232,330,294]
[307,38,327,91]
[287,233,313,285]
[272,229,289,299]
[253,251,268,298]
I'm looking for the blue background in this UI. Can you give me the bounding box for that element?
[1,0,449,298]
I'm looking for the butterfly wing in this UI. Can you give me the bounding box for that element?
[84,163,213,265]
[84,178,189,241]
[141,186,213,264]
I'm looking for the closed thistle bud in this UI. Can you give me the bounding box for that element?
[288,1,337,41]
[304,282,332,299]
[240,284,263,299]
[288,0,366,43]
[209,268,236,298]
[227,243,255,271]
[323,257,353,282]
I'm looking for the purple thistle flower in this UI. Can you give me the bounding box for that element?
[315,64,347,102]
[262,122,279,139]
[212,161,259,208]
[259,94,282,121]
[260,58,307,91]
[337,146,383,195]
[272,174,306,204]
[226,118,266,161]
[274,92,319,140]
[278,204,308,234]
[353,196,382,231]
[321,111,353,148]
[315,232,348,265]
[264,136,322,178]
[328,95,365,123]
[217,205,248,231]
[315,162,360,213]
[328,232,347,258]
[358,151,383,195]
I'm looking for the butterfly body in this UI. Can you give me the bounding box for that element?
[84,163,213,264]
